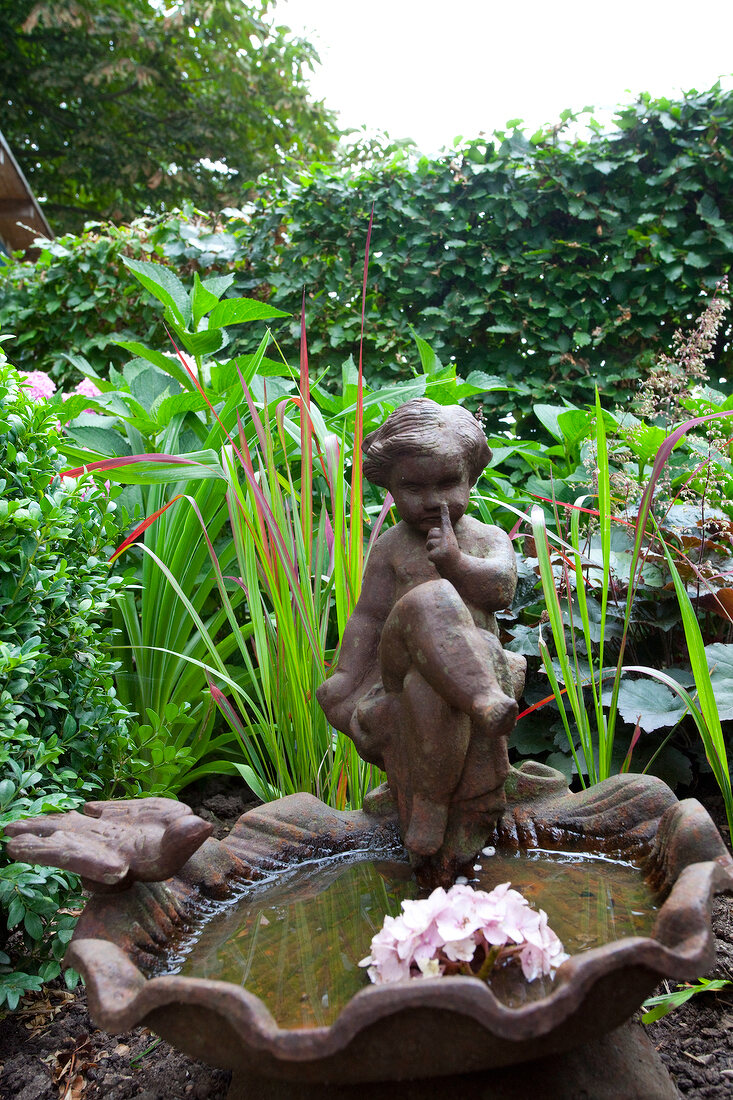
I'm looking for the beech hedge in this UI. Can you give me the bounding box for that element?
[2,85,732,424]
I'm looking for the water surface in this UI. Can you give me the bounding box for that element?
[171,847,657,1029]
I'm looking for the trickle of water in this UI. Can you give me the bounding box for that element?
[164,847,657,1030]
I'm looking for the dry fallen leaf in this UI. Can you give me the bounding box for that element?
[51,1034,96,1099]
[61,1072,85,1100]
[16,989,76,1037]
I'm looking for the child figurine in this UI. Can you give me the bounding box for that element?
[317,398,525,873]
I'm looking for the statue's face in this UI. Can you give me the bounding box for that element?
[388,448,471,532]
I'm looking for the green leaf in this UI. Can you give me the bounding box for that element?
[705,643,733,720]
[207,297,289,330]
[191,272,223,328]
[534,403,576,443]
[464,371,515,392]
[122,258,192,328]
[24,910,44,940]
[201,273,236,300]
[232,762,283,802]
[128,365,177,413]
[62,425,133,457]
[696,194,722,225]
[179,328,227,358]
[154,390,211,427]
[114,341,195,391]
[410,329,443,375]
[606,678,687,733]
[642,978,732,1023]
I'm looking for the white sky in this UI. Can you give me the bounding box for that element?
[273,0,733,153]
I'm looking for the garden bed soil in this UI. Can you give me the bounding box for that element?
[1,780,731,1100]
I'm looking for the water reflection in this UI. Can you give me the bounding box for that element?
[171,848,657,1029]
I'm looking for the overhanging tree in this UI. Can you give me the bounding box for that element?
[0,0,340,231]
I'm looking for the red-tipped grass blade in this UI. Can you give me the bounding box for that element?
[109,494,185,563]
[59,453,209,480]
[621,721,643,773]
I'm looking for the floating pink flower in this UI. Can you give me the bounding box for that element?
[360,882,568,986]
[20,370,56,401]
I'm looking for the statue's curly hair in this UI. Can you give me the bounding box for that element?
[362,398,491,489]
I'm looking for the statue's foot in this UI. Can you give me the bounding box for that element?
[470,693,518,738]
[404,795,450,856]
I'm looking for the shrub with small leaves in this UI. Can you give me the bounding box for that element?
[0,342,135,1007]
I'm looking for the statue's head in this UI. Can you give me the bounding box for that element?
[362,399,491,490]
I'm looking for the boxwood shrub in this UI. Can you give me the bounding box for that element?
[0,345,135,1007]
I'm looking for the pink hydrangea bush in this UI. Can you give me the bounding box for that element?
[19,370,56,401]
[359,882,568,985]
[72,377,101,400]
[19,372,101,413]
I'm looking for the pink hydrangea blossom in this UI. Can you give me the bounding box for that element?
[73,377,101,399]
[359,882,568,986]
[20,371,56,401]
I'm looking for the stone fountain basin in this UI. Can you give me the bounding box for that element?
[65,764,733,1085]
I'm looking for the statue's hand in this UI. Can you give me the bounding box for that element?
[426,501,461,573]
[5,798,213,891]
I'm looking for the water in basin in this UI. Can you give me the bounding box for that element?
[168,846,658,1029]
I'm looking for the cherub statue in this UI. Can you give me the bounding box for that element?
[317,398,525,877]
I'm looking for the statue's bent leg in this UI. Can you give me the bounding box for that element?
[379,579,517,730]
[377,580,517,858]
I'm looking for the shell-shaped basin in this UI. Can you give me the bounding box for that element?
[66,765,733,1084]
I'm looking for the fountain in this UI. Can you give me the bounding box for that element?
[7,399,733,1097]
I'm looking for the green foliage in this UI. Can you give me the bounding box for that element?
[0,350,134,1004]
[1,0,339,230]
[4,84,733,422]
[642,977,732,1023]
[507,393,733,830]
[235,85,733,416]
[0,209,242,388]
[55,257,521,805]
[55,259,380,805]
[484,281,733,790]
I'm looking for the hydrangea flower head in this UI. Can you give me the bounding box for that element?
[74,378,101,400]
[20,371,56,401]
[360,881,568,986]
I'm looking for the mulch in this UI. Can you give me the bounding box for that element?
[1,779,731,1099]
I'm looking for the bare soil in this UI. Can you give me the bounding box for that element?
[1,780,731,1099]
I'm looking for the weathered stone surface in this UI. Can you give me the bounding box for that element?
[317,399,527,879]
[55,777,732,1086]
[226,1022,678,1099]
[5,798,213,892]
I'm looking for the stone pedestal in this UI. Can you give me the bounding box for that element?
[228,1022,678,1100]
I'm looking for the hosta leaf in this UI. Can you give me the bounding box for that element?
[607,678,687,732]
[705,643,733,720]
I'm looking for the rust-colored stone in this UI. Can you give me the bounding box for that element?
[46,776,733,1084]
[5,798,213,892]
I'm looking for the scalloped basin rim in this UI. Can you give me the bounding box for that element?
[65,769,733,1077]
